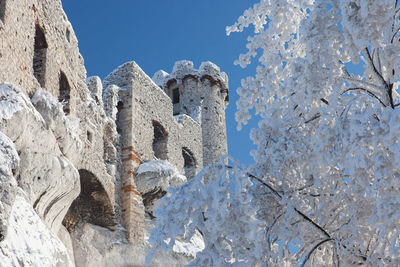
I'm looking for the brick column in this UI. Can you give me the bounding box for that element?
[121,146,145,243]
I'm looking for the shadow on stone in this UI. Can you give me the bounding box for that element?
[62,169,115,231]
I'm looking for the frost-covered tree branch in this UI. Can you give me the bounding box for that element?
[148,1,400,266]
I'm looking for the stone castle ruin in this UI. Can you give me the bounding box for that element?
[0,0,228,266]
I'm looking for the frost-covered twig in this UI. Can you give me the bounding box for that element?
[341,87,387,107]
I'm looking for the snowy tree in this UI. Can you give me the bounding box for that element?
[148,1,400,266]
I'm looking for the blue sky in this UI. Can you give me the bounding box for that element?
[63,0,260,165]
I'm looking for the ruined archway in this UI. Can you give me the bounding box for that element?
[182,147,196,179]
[33,23,47,88]
[152,120,168,160]
[62,169,115,231]
[59,71,71,114]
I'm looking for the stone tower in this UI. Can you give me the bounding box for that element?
[153,60,229,166]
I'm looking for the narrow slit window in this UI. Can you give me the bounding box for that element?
[172,88,180,104]
[65,28,70,42]
[152,120,168,160]
[33,24,48,88]
[116,101,124,134]
[0,0,6,23]
[59,71,71,114]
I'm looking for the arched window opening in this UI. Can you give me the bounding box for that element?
[152,120,168,160]
[182,147,196,179]
[62,170,115,231]
[59,71,71,114]
[33,23,47,88]
[0,0,6,23]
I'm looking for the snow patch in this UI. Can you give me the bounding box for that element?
[152,70,169,87]
[173,230,205,258]
[0,83,40,121]
[0,189,73,267]
[136,160,186,188]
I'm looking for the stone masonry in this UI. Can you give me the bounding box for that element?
[0,0,228,266]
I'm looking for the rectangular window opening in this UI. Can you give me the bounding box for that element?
[172,88,180,104]
[0,0,5,23]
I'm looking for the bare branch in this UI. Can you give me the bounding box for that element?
[338,60,351,78]
[391,25,400,43]
[340,76,383,92]
[320,98,329,105]
[341,87,387,107]
[364,48,394,108]
[246,172,283,200]
[294,208,331,238]
[373,114,380,121]
[364,47,388,89]
[305,113,321,124]
[225,165,368,263]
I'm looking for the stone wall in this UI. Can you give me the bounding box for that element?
[0,0,229,266]
[103,61,204,242]
[153,60,229,167]
[0,0,86,114]
[104,62,204,174]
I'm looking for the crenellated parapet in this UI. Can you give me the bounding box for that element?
[153,60,229,104]
[153,60,229,167]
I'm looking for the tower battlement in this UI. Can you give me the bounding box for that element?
[153,60,229,167]
[153,60,228,90]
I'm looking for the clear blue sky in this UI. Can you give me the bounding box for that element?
[63,1,259,165]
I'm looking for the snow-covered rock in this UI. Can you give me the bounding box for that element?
[0,83,80,234]
[136,160,187,217]
[0,189,74,267]
[31,89,82,165]
[0,131,18,242]
[136,160,187,190]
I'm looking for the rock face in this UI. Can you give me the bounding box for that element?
[0,84,81,235]
[0,189,74,267]
[0,0,229,266]
[0,132,19,242]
